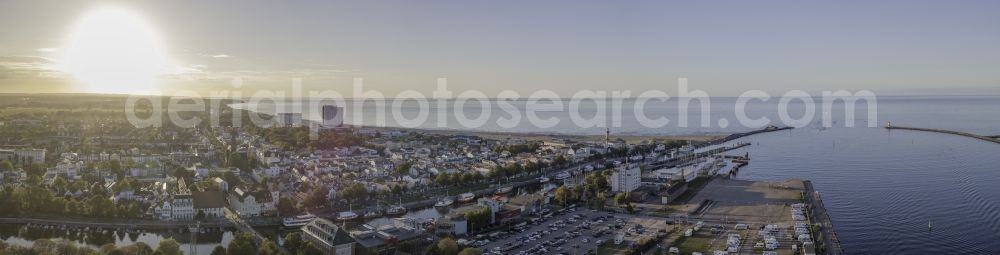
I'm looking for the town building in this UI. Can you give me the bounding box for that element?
[228,188,278,218]
[277,113,303,127]
[192,190,226,219]
[0,148,46,165]
[611,165,641,193]
[303,218,356,255]
[322,105,345,128]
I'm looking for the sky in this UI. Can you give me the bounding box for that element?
[1,0,999,96]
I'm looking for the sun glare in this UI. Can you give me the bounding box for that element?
[60,7,172,95]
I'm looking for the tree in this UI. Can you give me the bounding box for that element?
[435,173,452,186]
[227,232,257,255]
[553,155,568,166]
[554,186,570,207]
[282,232,304,254]
[259,239,281,255]
[210,246,227,255]
[340,183,368,203]
[465,207,491,231]
[305,186,329,208]
[394,161,412,180]
[156,238,182,255]
[458,248,483,255]
[277,197,299,216]
[595,192,608,210]
[614,192,629,207]
[437,238,460,255]
[0,160,12,172]
[120,242,153,255]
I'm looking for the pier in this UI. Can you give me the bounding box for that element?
[885,125,1000,144]
[710,125,793,145]
[804,180,845,255]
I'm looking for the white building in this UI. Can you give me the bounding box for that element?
[170,194,194,220]
[303,218,356,255]
[610,165,641,193]
[0,148,46,165]
[228,188,278,218]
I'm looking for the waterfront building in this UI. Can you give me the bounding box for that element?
[227,187,278,218]
[303,218,356,255]
[170,194,194,220]
[351,218,425,255]
[170,179,194,220]
[192,190,226,219]
[436,214,469,237]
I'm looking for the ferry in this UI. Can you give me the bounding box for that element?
[386,205,407,216]
[538,176,550,183]
[336,211,359,221]
[282,213,317,228]
[494,186,513,195]
[457,192,476,203]
[435,197,455,208]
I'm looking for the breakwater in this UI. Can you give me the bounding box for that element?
[885,126,1000,144]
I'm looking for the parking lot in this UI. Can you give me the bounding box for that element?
[477,205,673,255]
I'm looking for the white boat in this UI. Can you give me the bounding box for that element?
[457,192,476,203]
[336,211,359,221]
[494,186,513,195]
[435,197,455,208]
[386,205,407,216]
[539,176,550,183]
[283,213,317,227]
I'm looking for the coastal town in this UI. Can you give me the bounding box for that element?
[0,95,841,255]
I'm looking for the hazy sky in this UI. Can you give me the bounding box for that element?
[1,0,999,96]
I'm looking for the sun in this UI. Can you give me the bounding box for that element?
[59,7,172,95]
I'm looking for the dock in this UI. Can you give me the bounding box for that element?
[885,125,1000,144]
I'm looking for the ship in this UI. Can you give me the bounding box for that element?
[457,192,476,203]
[539,176,550,183]
[282,213,316,228]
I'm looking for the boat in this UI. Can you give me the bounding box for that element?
[457,192,476,203]
[435,197,455,208]
[554,171,571,180]
[386,205,407,216]
[539,176,550,183]
[363,209,384,219]
[494,186,513,195]
[336,211,359,221]
[282,213,317,227]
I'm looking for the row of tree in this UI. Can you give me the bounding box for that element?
[425,238,482,255]
[0,186,148,218]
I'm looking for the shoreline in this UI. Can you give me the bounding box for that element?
[351,125,728,143]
